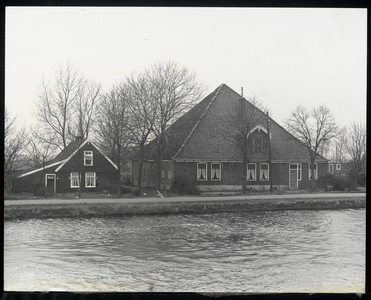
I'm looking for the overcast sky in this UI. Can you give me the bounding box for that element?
[5,7,367,130]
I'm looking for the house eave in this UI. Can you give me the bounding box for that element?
[17,160,65,178]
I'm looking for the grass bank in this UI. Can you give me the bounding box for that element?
[4,193,366,220]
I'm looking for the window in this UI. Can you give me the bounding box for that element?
[211,163,221,181]
[70,172,79,188]
[336,164,341,170]
[260,163,269,181]
[247,163,256,181]
[85,172,96,188]
[253,136,264,154]
[168,171,172,179]
[329,164,333,174]
[161,170,165,179]
[309,163,318,180]
[197,163,207,181]
[290,164,302,180]
[84,151,93,166]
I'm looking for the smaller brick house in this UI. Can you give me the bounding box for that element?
[15,137,118,194]
[327,160,350,177]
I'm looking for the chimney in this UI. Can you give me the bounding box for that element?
[76,135,84,141]
[241,87,243,97]
[239,97,246,116]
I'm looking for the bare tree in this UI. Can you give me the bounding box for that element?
[26,126,59,197]
[35,62,100,150]
[143,61,205,189]
[4,108,29,193]
[126,74,157,191]
[224,97,269,194]
[69,80,101,139]
[94,84,131,195]
[340,121,366,187]
[27,126,59,167]
[285,105,338,190]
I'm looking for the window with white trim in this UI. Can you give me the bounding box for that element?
[329,164,333,174]
[290,164,302,180]
[260,163,269,181]
[84,151,93,166]
[85,172,96,188]
[168,171,172,179]
[161,170,165,178]
[211,163,221,181]
[70,172,79,188]
[197,163,207,181]
[247,163,256,181]
[309,163,318,180]
[336,164,341,170]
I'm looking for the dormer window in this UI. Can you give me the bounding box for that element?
[248,126,268,155]
[253,136,264,154]
[84,151,93,166]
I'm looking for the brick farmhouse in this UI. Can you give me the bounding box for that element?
[15,138,118,194]
[132,84,328,192]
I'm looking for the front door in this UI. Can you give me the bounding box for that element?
[45,174,56,194]
[289,165,298,189]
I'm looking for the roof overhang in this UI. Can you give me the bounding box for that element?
[17,160,66,178]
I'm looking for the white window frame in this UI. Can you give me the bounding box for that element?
[197,163,207,181]
[168,171,172,179]
[247,163,257,181]
[84,151,93,166]
[70,172,79,188]
[260,163,269,181]
[298,164,302,181]
[309,163,318,180]
[336,164,341,170]
[161,170,165,179]
[329,164,334,174]
[289,164,302,181]
[85,172,96,188]
[211,163,222,181]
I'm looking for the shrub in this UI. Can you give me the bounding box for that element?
[121,186,132,194]
[32,183,44,196]
[318,174,356,191]
[172,176,200,195]
[132,188,141,196]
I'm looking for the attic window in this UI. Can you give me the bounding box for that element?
[253,136,264,153]
[197,163,207,181]
[84,151,93,166]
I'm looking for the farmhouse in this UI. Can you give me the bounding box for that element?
[15,137,118,195]
[132,84,328,192]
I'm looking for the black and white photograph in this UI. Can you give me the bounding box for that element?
[4,7,366,293]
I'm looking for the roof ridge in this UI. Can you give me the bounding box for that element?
[172,84,224,159]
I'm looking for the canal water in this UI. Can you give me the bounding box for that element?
[4,208,365,293]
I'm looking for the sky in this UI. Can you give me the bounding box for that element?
[5,7,367,130]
